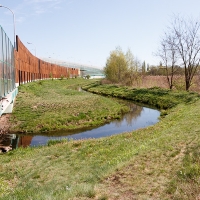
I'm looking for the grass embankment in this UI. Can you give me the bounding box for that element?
[82,82,199,109]
[1,80,200,199]
[9,79,128,133]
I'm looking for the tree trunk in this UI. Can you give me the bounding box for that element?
[185,78,190,91]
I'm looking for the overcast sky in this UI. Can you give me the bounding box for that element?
[0,0,200,69]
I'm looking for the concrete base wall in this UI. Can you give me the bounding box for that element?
[0,87,18,116]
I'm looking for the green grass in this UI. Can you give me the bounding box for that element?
[166,143,200,199]
[9,79,129,133]
[82,82,199,109]
[1,80,200,199]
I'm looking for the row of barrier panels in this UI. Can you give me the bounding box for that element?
[15,36,79,86]
[0,25,15,99]
[0,24,79,116]
[1,25,80,99]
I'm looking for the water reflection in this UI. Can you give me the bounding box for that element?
[116,103,143,127]
[0,134,14,152]
[0,134,33,152]
[3,103,160,149]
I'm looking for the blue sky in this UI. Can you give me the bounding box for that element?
[0,0,200,69]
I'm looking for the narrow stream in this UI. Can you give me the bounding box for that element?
[0,102,160,151]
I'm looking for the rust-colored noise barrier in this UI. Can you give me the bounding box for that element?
[14,36,79,85]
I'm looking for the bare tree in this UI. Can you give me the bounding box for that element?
[158,16,200,91]
[173,17,200,90]
[157,33,179,89]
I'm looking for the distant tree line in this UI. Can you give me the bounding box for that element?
[146,65,185,76]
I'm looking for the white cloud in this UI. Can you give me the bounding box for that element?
[34,6,46,14]
[16,16,25,23]
[24,0,62,3]
[25,0,63,15]
[9,0,73,25]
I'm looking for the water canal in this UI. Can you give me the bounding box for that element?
[0,102,160,151]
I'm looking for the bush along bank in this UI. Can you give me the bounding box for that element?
[82,82,200,109]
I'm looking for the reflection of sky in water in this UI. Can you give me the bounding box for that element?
[30,106,160,147]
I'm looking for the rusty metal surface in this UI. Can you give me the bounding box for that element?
[15,36,79,85]
[0,28,79,97]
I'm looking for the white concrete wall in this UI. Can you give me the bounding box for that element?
[0,87,18,116]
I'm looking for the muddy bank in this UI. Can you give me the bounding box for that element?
[0,114,12,153]
[0,114,11,134]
